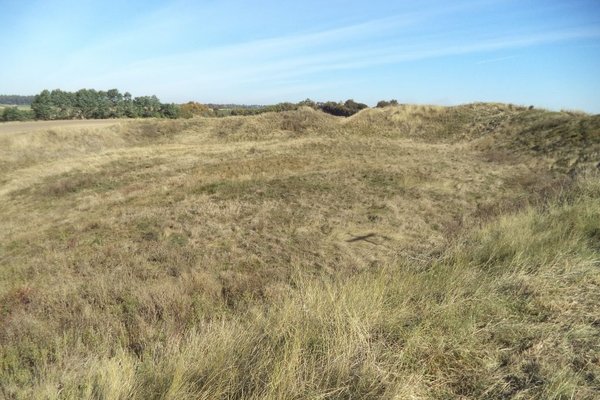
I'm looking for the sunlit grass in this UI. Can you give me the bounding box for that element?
[1,104,598,399]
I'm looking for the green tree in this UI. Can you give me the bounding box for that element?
[31,90,54,120]
[30,88,178,120]
[134,95,162,117]
[75,89,100,119]
[95,90,111,119]
[50,89,75,119]
[107,89,124,118]
[160,103,181,119]
[121,92,138,118]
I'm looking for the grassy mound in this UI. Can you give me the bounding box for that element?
[1,104,598,399]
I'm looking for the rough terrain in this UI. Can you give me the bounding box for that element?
[1,104,599,399]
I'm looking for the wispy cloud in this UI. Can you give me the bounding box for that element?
[46,1,516,87]
[76,23,600,96]
[3,0,599,111]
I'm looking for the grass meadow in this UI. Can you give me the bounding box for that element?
[1,104,599,399]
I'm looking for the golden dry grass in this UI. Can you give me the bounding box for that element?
[0,104,598,399]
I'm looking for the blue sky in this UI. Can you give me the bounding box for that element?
[1,0,599,112]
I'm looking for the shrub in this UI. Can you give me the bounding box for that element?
[179,102,212,118]
[297,98,317,109]
[159,103,181,119]
[318,99,368,117]
[376,99,399,108]
[2,106,34,121]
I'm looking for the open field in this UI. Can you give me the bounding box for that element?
[0,119,120,135]
[1,104,599,399]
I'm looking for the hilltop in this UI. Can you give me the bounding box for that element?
[1,104,599,399]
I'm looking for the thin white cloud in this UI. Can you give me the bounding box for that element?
[84,25,599,93]
[49,0,499,84]
[15,0,599,106]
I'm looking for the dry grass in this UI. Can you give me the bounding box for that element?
[0,104,598,399]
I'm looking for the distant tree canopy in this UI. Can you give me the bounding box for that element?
[5,91,372,122]
[30,89,180,120]
[228,102,299,116]
[220,99,369,117]
[0,95,35,105]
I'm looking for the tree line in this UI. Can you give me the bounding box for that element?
[224,99,399,117]
[0,95,35,105]
[29,89,179,120]
[224,99,371,117]
[1,88,402,122]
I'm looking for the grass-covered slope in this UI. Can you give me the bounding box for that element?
[28,177,596,400]
[1,104,598,399]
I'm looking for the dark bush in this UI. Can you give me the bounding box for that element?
[2,107,34,121]
[318,99,368,117]
[297,98,317,108]
[376,99,399,108]
[159,103,181,119]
